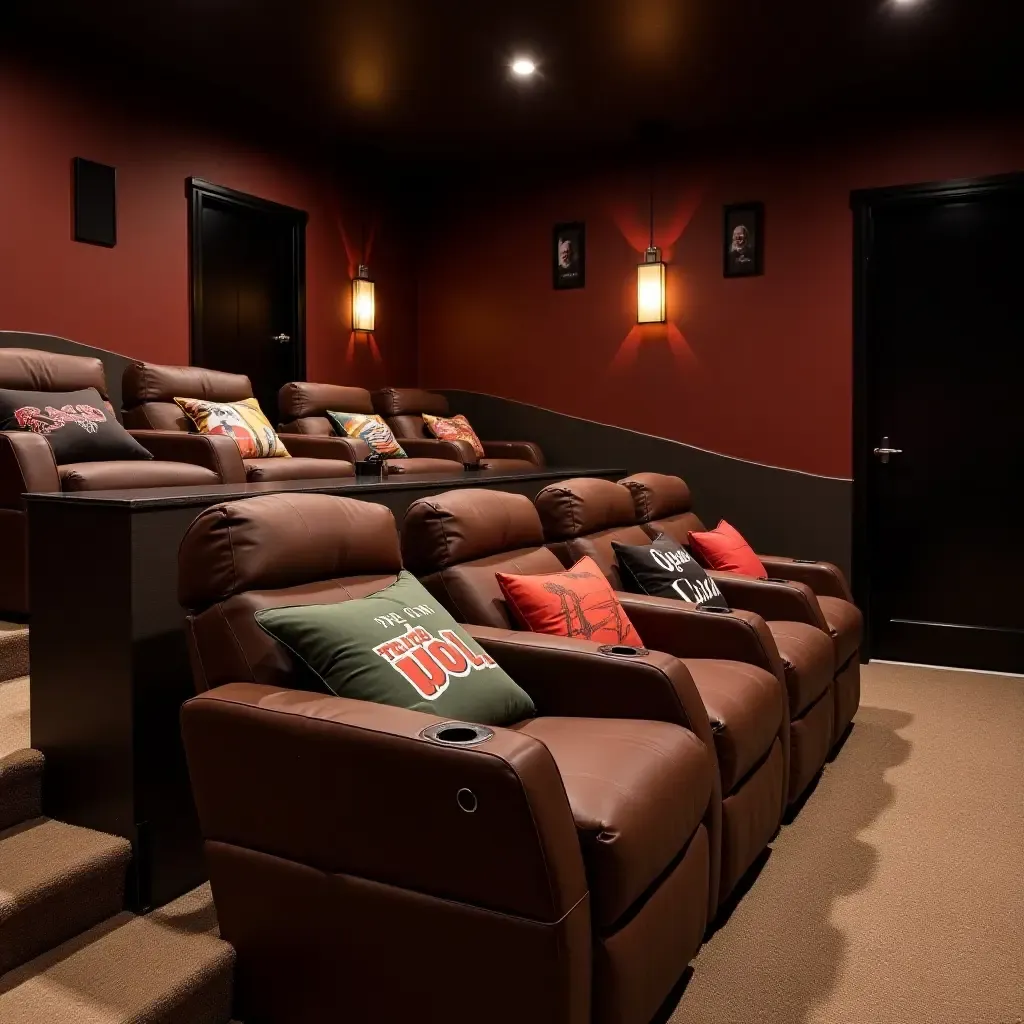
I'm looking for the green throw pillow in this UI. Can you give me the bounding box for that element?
[255,572,535,726]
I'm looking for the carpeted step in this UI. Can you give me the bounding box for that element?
[0,817,132,976]
[0,749,43,832]
[0,674,30,757]
[0,624,29,683]
[0,883,235,1024]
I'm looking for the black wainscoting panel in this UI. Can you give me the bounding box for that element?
[0,331,135,421]
[442,390,853,578]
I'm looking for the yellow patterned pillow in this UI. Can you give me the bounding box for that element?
[423,413,485,458]
[175,396,291,459]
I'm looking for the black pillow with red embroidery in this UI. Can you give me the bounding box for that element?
[0,387,153,465]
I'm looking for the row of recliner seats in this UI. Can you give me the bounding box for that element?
[178,474,861,1024]
[0,348,544,615]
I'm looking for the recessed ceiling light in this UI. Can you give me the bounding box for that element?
[510,57,537,77]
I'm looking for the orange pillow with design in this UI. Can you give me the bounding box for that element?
[688,520,767,578]
[496,556,644,646]
[422,413,485,458]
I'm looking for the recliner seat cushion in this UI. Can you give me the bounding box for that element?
[0,387,153,465]
[57,460,219,491]
[682,659,783,794]
[256,571,535,726]
[512,715,713,928]
[244,457,354,482]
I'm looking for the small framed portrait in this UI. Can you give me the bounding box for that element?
[723,202,764,277]
[553,222,586,289]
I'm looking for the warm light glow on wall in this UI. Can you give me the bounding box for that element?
[637,248,666,323]
[352,265,375,331]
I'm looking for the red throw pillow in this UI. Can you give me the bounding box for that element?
[496,556,644,647]
[688,520,767,578]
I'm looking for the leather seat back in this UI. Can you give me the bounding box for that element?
[179,492,403,691]
[402,488,565,627]
[122,362,253,430]
[619,472,707,546]
[372,387,450,439]
[534,478,653,587]
[278,381,376,435]
[0,347,109,396]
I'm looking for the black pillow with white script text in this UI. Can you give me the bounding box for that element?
[612,533,729,610]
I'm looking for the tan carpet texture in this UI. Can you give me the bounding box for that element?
[667,661,1024,1024]
[0,675,30,757]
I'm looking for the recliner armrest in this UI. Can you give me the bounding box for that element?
[757,556,853,601]
[707,572,828,631]
[278,433,364,463]
[465,625,714,749]
[615,593,786,683]
[399,437,478,465]
[0,431,60,507]
[482,441,544,466]
[129,429,246,484]
[181,682,587,922]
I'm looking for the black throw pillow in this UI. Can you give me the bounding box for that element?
[0,387,153,465]
[613,533,730,610]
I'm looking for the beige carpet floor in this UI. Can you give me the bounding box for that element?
[0,675,29,757]
[668,661,1024,1024]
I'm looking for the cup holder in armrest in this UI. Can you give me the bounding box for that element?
[764,577,794,584]
[420,722,494,747]
[598,644,650,657]
[793,558,819,564]
[699,605,732,614]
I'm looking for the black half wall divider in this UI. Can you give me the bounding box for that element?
[0,331,136,421]
[441,389,853,579]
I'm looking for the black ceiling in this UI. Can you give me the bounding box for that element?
[5,0,1022,165]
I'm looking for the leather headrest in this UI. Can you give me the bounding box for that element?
[179,493,402,610]
[372,387,450,418]
[619,473,694,522]
[534,477,637,540]
[278,382,374,419]
[402,488,544,575]
[123,361,253,407]
[0,348,107,397]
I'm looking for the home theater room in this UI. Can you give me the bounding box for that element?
[0,0,1022,1021]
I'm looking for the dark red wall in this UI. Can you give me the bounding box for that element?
[417,118,1024,477]
[0,61,418,389]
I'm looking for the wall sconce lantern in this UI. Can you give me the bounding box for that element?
[352,264,375,331]
[637,174,667,324]
[637,247,666,324]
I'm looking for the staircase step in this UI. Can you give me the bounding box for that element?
[0,817,132,976]
[0,624,29,684]
[0,883,235,1024]
[0,749,43,831]
[0,674,29,757]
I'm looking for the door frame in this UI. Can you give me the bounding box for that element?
[849,171,1024,659]
[186,177,308,379]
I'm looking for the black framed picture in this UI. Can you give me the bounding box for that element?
[723,202,764,277]
[553,222,586,289]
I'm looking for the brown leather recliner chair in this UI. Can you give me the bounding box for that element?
[536,477,836,809]
[401,487,787,910]
[0,348,223,616]
[178,492,715,1024]
[620,472,862,749]
[121,362,355,483]
[277,381,468,474]
[372,387,545,471]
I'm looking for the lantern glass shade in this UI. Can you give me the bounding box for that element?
[352,272,375,331]
[637,257,666,323]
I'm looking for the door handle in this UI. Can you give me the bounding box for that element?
[272,333,291,344]
[873,436,903,464]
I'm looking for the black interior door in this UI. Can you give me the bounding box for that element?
[188,179,306,424]
[857,179,1024,673]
